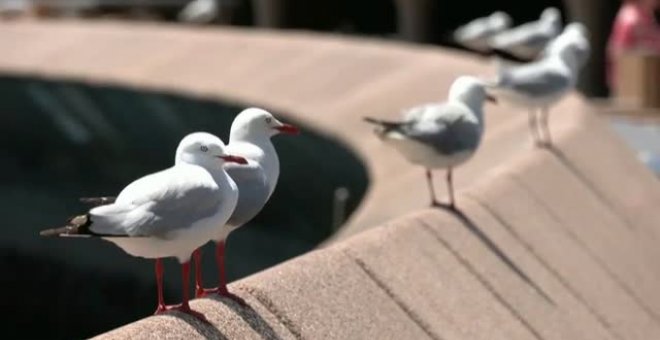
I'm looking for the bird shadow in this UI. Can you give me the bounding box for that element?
[160,309,229,340]
[538,143,635,230]
[202,295,284,340]
[431,203,555,305]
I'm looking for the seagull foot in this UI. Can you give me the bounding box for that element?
[195,287,208,298]
[156,303,210,323]
[196,287,247,306]
[534,140,553,149]
[534,140,547,148]
[431,201,458,212]
[195,287,218,298]
[154,304,170,315]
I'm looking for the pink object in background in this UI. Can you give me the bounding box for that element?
[606,0,660,89]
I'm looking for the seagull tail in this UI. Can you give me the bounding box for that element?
[39,214,93,237]
[363,117,403,130]
[79,196,116,207]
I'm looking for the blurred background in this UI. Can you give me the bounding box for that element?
[0,0,658,338]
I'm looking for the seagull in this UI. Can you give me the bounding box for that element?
[40,132,247,320]
[364,76,496,209]
[488,23,590,146]
[489,7,563,61]
[193,108,299,301]
[178,0,218,24]
[453,11,512,54]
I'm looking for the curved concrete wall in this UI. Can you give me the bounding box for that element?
[0,21,658,339]
[96,108,660,339]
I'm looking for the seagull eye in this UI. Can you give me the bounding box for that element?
[200,145,208,152]
[265,117,272,124]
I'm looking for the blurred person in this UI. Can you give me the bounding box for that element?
[606,0,660,90]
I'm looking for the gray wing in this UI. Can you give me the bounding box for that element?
[498,64,571,98]
[402,102,439,122]
[89,166,223,237]
[454,16,491,42]
[403,103,481,155]
[224,162,270,227]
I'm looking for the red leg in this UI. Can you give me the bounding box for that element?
[212,241,247,305]
[169,261,209,322]
[195,241,246,305]
[154,258,167,314]
[193,248,205,298]
[195,242,226,298]
[216,241,228,294]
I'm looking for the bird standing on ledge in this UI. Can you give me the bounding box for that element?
[193,108,299,302]
[364,76,496,209]
[40,132,247,321]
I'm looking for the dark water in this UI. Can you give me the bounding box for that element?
[0,76,368,338]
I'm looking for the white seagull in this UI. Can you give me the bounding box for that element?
[364,76,496,209]
[41,132,247,320]
[453,11,512,54]
[488,23,590,145]
[489,7,563,61]
[178,0,218,24]
[193,108,299,301]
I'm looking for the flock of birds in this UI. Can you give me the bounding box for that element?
[41,108,299,320]
[366,8,590,208]
[38,8,591,322]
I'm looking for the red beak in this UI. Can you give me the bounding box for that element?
[274,124,300,135]
[219,155,248,164]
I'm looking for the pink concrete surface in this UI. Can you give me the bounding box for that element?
[0,20,658,339]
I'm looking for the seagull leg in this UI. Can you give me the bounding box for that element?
[446,168,456,210]
[214,241,247,305]
[426,169,440,207]
[193,248,205,298]
[154,258,167,314]
[169,261,208,322]
[539,107,552,146]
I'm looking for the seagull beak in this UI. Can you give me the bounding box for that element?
[274,123,300,135]
[219,155,248,164]
[486,94,498,104]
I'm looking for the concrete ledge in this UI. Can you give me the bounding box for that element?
[0,21,658,338]
[96,107,660,339]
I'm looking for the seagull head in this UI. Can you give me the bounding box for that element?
[539,7,562,34]
[545,22,590,70]
[489,11,511,30]
[449,76,497,108]
[230,107,300,142]
[540,7,561,23]
[176,132,248,167]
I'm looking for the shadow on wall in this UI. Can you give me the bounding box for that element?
[0,76,369,339]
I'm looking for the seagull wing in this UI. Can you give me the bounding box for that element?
[497,62,572,99]
[224,161,270,227]
[403,103,481,155]
[89,164,223,238]
[178,0,218,23]
[454,16,491,42]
